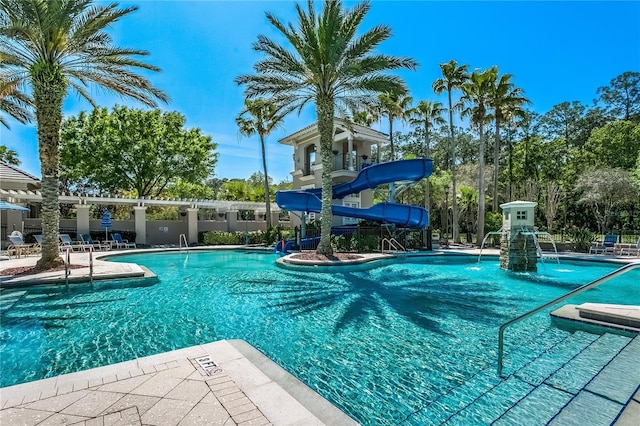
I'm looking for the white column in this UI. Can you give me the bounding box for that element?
[75,204,91,236]
[347,133,354,170]
[133,206,147,245]
[187,207,199,244]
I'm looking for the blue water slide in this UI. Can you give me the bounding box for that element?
[307,158,432,199]
[275,159,432,228]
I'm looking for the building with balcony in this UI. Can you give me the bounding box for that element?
[278,119,388,226]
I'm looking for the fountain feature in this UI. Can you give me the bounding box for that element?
[499,201,539,272]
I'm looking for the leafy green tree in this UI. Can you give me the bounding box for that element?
[597,71,640,121]
[236,99,285,228]
[539,101,585,147]
[61,106,216,197]
[0,75,31,128]
[488,68,529,210]
[0,0,167,268]
[460,67,495,245]
[584,120,640,170]
[0,144,20,165]
[433,60,469,243]
[575,168,638,233]
[236,0,416,255]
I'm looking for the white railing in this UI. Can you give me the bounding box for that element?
[179,234,189,252]
[381,237,405,254]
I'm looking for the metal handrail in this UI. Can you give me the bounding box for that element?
[88,246,93,284]
[497,261,640,377]
[179,234,189,251]
[382,237,405,254]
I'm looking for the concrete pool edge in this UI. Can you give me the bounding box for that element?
[227,339,358,425]
[0,339,357,425]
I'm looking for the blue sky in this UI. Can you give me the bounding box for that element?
[2,0,639,184]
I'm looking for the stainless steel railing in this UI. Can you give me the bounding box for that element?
[497,261,640,377]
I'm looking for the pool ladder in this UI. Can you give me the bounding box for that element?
[179,234,189,252]
[497,262,640,377]
[381,238,405,255]
[63,246,94,286]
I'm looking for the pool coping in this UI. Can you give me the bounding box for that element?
[0,339,357,425]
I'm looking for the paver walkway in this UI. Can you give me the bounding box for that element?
[0,340,355,426]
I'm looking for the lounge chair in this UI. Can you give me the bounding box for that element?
[7,234,36,257]
[34,234,43,249]
[619,237,640,257]
[80,234,110,251]
[589,234,618,255]
[59,233,89,252]
[111,233,136,249]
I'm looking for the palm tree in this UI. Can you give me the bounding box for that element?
[433,60,469,244]
[0,76,31,127]
[0,0,168,268]
[377,89,412,162]
[236,99,286,229]
[459,68,495,245]
[489,69,529,210]
[409,100,445,231]
[0,145,20,165]
[236,0,417,255]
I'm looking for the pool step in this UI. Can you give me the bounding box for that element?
[441,332,635,425]
[406,327,572,425]
[0,290,26,315]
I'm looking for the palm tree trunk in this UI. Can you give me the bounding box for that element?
[447,90,460,243]
[424,120,431,247]
[316,99,334,255]
[477,122,486,246]
[492,117,501,211]
[259,135,272,229]
[33,68,66,269]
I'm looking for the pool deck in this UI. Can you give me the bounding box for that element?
[1,246,639,425]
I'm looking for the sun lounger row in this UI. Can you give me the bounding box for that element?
[589,235,640,256]
[59,233,136,251]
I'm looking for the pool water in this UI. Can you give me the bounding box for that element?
[1,252,638,424]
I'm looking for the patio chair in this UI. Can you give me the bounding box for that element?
[589,234,618,255]
[34,234,43,249]
[59,233,89,252]
[7,234,36,257]
[619,237,640,257]
[111,233,136,249]
[80,234,110,251]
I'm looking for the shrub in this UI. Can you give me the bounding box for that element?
[567,227,596,253]
[353,234,379,252]
[203,232,242,245]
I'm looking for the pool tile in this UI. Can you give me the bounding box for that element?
[549,390,622,426]
[586,337,640,404]
[545,333,630,394]
[494,384,572,426]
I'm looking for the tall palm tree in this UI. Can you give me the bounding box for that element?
[236,99,286,229]
[0,76,31,127]
[236,0,417,255]
[459,68,495,246]
[409,100,445,228]
[433,60,469,244]
[0,144,20,165]
[489,68,529,210]
[377,89,412,162]
[0,0,167,268]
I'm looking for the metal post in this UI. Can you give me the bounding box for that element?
[244,213,248,246]
[89,246,93,284]
[64,248,70,286]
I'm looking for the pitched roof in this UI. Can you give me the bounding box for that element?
[0,162,41,186]
[279,118,388,146]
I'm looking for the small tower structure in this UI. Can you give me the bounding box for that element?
[499,201,538,272]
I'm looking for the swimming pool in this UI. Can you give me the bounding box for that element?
[1,252,638,424]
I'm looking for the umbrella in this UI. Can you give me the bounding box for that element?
[101,208,112,240]
[0,201,29,253]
